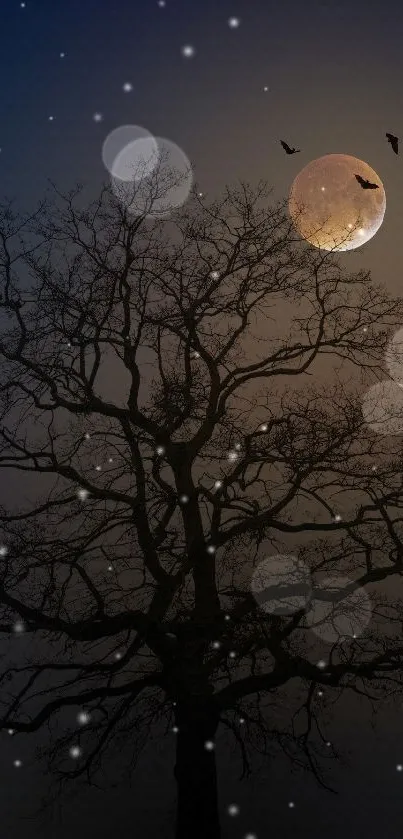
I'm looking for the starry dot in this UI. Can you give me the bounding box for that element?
[179,495,189,504]
[207,545,216,554]
[204,740,215,751]
[317,659,326,669]
[13,759,22,768]
[123,82,133,92]
[263,86,269,92]
[93,113,103,122]
[172,726,179,733]
[13,621,25,634]
[158,0,166,5]
[181,45,196,58]
[69,745,82,759]
[77,488,89,501]
[288,801,295,808]
[212,641,221,649]
[210,270,220,279]
[48,115,54,121]
[259,423,268,432]
[0,545,8,557]
[60,52,65,58]
[156,446,165,456]
[77,711,91,726]
[228,804,240,816]
[228,17,241,28]
[397,764,403,771]
[214,480,223,489]
[229,651,236,659]
[114,652,122,660]
[334,514,342,522]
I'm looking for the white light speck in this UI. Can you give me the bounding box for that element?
[334,514,342,522]
[263,86,269,92]
[108,565,113,571]
[69,745,82,759]
[397,764,403,771]
[77,711,91,726]
[214,480,223,490]
[224,614,230,621]
[84,433,91,440]
[48,116,54,121]
[95,465,101,472]
[326,741,331,747]
[239,717,245,724]
[108,457,113,463]
[172,726,179,733]
[245,834,258,839]
[60,52,65,58]
[228,804,240,816]
[288,801,295,808]
[210,270,220,279]
[13,759,22,768]
[179,495,189,504]
[13,621,25,634]
[156,446,165,456]
[228,450,238,462]
[348,223,353,229]
[0,545,8,557]
[158,0,166,6]
[229,651,236,659]
[8,729,14,735]
[317,659,326,669]
[317,690,323,697]
[93,113,103,122]
[228,17,241,28]
[212,641,221,649]
[77,488,89,501]
[204,740,215,751]
[114,652,122,660]
[259,423,268,432]
[193,351,200,358]
[207,545,216,554]
[123,82,133,92]
[181,45,196,58]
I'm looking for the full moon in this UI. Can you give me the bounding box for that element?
[288,154,386,251]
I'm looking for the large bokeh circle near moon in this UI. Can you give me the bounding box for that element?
[288,154,386,251]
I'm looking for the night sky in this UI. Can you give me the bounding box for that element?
[2,0,403,836]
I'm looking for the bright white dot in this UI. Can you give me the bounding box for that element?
[172,726,179,734]
[288,801,295,808]
[13,621,25,634]
[13,759,22,768]
[245,834,258,839]
[206,545,216,554]
[224,614,230,621]
[156,446,165,456]
[234,443,241,451]
[204,740,215,751]
[397,764,403,771]
[123,82,133,92]
[77,711,91,726]
[77,488,89,501]
[198,192,203,197]
[48,115,54,121]
[358,228,365,236]
[108,565,113,571]
[228,17,241,28]
[158,0,166,5]
[229,651,236,659]
[8,729,14,735]
[0,545,8,557]
[317,659,326,669]
[210,270,220,279]
[334,514,342,522]
[95,465,102,471]
[347,223,353,229]
[228,450,238,462]
[93,113,103,122]
[20,2,25,7]
[214,480,223,490]
[259,424,268,432]
[363,326,368,332]
[228,804,240,816]
[317,690,323,697]
[326,741,331,747]
[321,186,326,191]
[108,457,113,463]
[212,641,221,649]
[114,652,122,660]
[179,495,189,504]
[181,45,195,58]
[263,86,269,92]
[84,433,91,440]
[60,52,65,58]
[69,746,82,759]
[193,351,200,358]
[239,717,245,724]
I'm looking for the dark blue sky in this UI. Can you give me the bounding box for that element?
[2,0,403,836]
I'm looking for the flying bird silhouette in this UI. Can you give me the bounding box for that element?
[386,132,399,154]
[355,174,379,190]
[280,140,300,155]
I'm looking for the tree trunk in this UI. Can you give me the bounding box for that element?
[174,700,221,839]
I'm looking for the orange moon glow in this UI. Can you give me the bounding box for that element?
[288,154,386,251]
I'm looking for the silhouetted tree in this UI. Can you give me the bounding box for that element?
[1,179,403,838]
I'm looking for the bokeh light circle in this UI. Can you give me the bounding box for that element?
[305,576,372,643]
[250,554,312,616]
[362,380,403,435]
[111,136,160,183]
[289,154,386,251]
[111,137,193,218]
[102,125,156,177]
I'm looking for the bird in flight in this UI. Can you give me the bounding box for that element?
[355,174,379,190]
[280,140,300,155]
[386,132,399,154]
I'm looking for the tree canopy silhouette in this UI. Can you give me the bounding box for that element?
[1,179,403,838]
